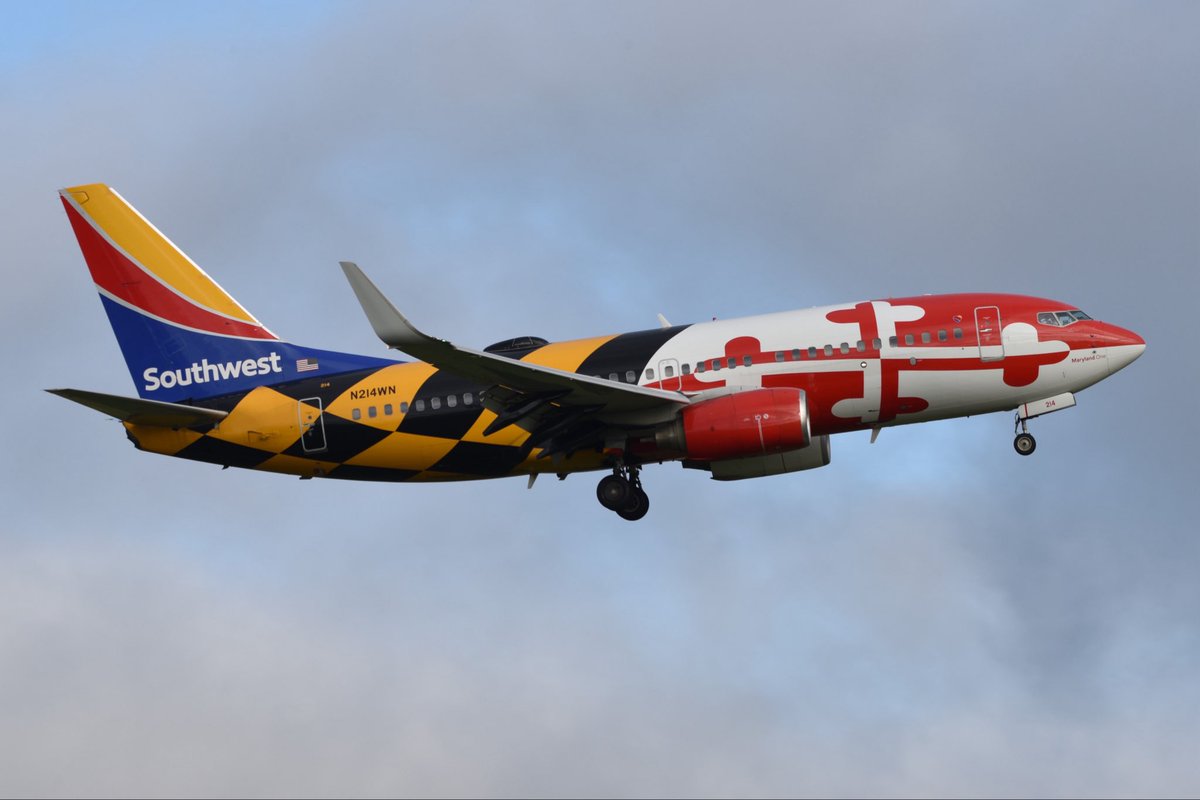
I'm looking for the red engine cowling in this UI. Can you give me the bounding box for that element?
[664,388,811,462]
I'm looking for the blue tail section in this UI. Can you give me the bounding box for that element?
[100,298,393,402]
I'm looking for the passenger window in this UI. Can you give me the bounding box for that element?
[792,348,802,360]
[697,362,706,373]
[905,333,915,346]
[953,327,963,339]
[352,408,361,420]
[681,363,691,375]
[384,404,393,415]
[713,359,722,371]
[446,395,457,408]
[430,397,441,410]
[664,365,675,378]
[609,372,619,382]
[921,332,931,344]
[889,335,898,348]
[856,340,866,353]
[400,401,409,413]
[824,345,834,357]
[840,342,850,354]
[938,330,948,342]
[463,392,474,406]
[872,338,882,350]
[808,347,817,359]
[368,406,377,418]
[742,355,752,367]
[626,370,636,383]
[775,351,785,362]
[415,399,425,412]
[646,368,655,381]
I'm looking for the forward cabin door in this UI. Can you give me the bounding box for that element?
[974,305,1005,362]
[298,397,327,453]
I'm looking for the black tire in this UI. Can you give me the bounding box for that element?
[1014,433,1037,456]
[617,487,650,521]
[597,474,630,511]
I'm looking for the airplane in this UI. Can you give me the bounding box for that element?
[50,183,1145,520]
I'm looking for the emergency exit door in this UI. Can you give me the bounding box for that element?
[298,397,327,453]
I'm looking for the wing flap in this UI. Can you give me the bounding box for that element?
[47,388,228,428]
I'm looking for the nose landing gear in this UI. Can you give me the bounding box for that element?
[596,465,650,521]
[1013,414,1037,456]
[1011,393,1078,456]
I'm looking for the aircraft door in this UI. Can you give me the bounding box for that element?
[657,358,682,391]
[974,306,1005,362]
[298,397,327,453]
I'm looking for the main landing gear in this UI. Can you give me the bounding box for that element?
[596,465,650,521]
[1013,414,1036,456]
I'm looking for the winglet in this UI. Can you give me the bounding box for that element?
[339,261,429,349]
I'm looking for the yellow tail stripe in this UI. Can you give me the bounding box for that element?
[64,184,260,324]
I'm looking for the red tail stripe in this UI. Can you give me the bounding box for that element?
[63,198,277,341]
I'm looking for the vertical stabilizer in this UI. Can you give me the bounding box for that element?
[60,184,391,401]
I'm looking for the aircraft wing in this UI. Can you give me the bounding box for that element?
[340,262,690,416]
[47,388,228,428]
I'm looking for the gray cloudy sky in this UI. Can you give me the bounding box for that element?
[2,1,1198,796]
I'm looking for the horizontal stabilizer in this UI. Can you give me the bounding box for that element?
[47,388,228,428]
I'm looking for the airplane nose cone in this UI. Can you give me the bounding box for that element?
[1105,324,1145,375]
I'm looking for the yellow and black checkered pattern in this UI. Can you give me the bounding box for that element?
[125,326,687,482]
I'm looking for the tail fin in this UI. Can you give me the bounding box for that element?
[61,184,389,402]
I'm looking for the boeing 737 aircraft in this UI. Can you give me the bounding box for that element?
[50,184,1145,520]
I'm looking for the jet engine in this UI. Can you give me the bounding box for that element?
[647,384,817,455]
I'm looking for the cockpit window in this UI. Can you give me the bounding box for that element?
[1038,309,1091,327]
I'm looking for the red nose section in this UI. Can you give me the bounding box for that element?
[1111,325,1146,348]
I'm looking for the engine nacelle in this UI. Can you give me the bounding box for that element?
[654,387,812,461]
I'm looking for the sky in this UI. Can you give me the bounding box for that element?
[1,1,1198,796]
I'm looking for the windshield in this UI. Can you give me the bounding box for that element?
[1037,310,1092,327]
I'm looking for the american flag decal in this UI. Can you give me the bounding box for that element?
[296,357,319,373]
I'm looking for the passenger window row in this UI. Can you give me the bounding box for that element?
[351,392,476,421]
[350,322,975,421]
[640,328,967,380]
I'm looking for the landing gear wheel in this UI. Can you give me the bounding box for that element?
[617,487,650,521]
[597,474,630,511]
[1014,432,1037,456]
[597,464,651,520]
